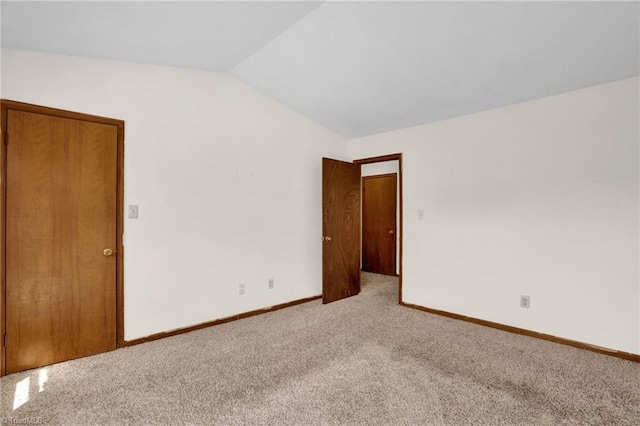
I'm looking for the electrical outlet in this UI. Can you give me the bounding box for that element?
[128,205,139,219]
[520,295,530,309]
[268,278,274,289]
[239,284,245,295]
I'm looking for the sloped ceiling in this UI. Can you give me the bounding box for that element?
[2,1,639,138]
[1,1,323,70]
[233,2,640,138]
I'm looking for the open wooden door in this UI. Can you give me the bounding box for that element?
[322,158,361,304]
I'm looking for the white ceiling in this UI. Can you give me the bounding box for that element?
[1,1,323,70]
[2,1,639,138]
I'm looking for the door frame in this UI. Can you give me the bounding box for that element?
[354,153,403,304]
[0,100,125,376]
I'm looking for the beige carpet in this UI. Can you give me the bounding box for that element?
[1,272,639,425]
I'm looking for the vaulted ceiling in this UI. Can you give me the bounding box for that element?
[2,1,638,138]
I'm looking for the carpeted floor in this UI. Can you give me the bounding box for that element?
[1,272,639,425]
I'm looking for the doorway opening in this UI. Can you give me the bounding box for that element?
[354,154,403,304]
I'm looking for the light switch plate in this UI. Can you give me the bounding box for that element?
[418,209,425,220]
[128,205,139,219]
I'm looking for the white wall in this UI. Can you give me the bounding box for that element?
[349,78,640,355]
[3,49,638,355]
[2,49,348,341]
[361,161,400,274]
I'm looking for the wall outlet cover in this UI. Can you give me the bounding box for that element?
[128,205,139,219]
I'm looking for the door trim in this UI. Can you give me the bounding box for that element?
[353,153,403,304]
[0,100,125,376]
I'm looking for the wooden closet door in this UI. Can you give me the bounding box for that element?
[362,174,397,276]
[5,109,118,373]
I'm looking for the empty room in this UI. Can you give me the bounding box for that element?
[0,1,639,425]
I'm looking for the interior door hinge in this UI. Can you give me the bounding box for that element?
[3,132,7,145]
[2,334,6,347]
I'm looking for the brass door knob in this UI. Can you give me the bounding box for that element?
[325,236,332,242]
[103,248,114,257]
[389,230,394,234]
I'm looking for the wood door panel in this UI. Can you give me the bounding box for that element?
[5,109,117,373]
[322,158,361,304]
[362,174,397,275]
